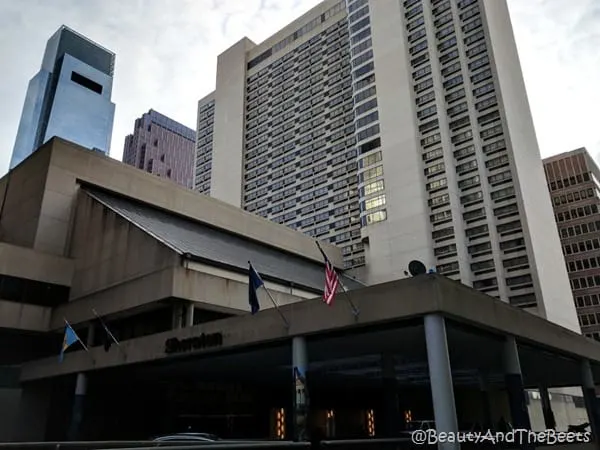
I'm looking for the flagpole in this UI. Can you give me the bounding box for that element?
[248,261,290,329]
[315,241,360,317]
[91,308,121,347]
[262,285,290,329]
[337,277,360,318]
[64,318,89,353]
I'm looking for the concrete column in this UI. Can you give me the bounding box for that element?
[172,304,183,329]
[381,353,400,437]
[424,315,458,450]
[539,386,556,430]
[581,360,600,441]
[186,303,195,327]
[503,336,531,431]
[67,373,87,441]
[292,336,309,441]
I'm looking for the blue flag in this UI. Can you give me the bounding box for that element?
[248,262,264,315]
[59,322,81,362]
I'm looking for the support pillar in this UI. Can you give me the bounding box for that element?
[381,353,400,437]
[172,304,183,329]
[67,373,87,441]
[186,302,195,327]
[502,336,531,431]
[539,386,556,430]
[581,360,600,442]
[424,315,458,450]
[292,336,309,441]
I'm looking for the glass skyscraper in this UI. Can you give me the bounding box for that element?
[10,26,116,169]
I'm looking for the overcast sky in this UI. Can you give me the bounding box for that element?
[0,0,598,175]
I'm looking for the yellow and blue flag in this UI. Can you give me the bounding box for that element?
[59,322,82,362]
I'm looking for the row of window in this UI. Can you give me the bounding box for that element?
[553,187,596,207]
[556,204,599,223]
[247,2,346,71]
[559,220,600,240]
[549,172,591,191]
[563,238,600,256]
[568,255,600,274]
[572,275,600,291]
[575,293,600,308]
[579,313,600,328]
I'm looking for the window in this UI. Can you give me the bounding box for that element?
[363,209,387,225]
[71,71,103,94]
[429,193,450,208]
[362,180,385,196]
[360,165,383,183]
[361,151,382,168]
[431,210,453,224]
[364,194,386,211]
[425,162,445,177]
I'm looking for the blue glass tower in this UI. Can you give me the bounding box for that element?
[10,26,116,169]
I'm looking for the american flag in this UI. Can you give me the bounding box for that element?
[323,259,340,305]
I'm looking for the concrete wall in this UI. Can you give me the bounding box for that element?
[0,301,51,332]
[482,0,579,332]
[23,138,343,267]
[0,146,50,248]
[361,0,435,285]
[174,264,315,314]
[209,38,253,208]
[68,191,179,300]
[0,242,73,286]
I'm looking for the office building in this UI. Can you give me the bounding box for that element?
[194,0,578,331]
[123,109,196,188]
[543,148,600,341]
[0,138,595,441]
[10,26,115,170]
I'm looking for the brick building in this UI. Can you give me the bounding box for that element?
[544,148,600,340]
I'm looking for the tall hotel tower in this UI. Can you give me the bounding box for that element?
[195,0,579,330]
[10,26,115,169]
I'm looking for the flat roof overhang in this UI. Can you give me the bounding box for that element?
[19,275,600,386]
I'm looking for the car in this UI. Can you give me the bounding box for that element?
[153,432,221,442]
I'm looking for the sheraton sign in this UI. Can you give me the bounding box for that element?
[164,332,223,354]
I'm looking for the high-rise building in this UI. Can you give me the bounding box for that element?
[10,26,116,169]
[543,148,600,340]
[123,110,195,188]
[195,0,578,330]
[195,93,215,195]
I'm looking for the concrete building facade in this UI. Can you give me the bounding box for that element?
[195,93,215,195]
[10,26,115,169]
[194,0,577,331]
[0,138,596,443]
[543,148,600,341]
[123,109,196,189]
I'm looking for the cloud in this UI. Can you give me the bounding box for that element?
[507,0,600,162]
[0,0,597,173]
[0,0,323,171]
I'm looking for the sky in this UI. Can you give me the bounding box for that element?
[0,0,598,175]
